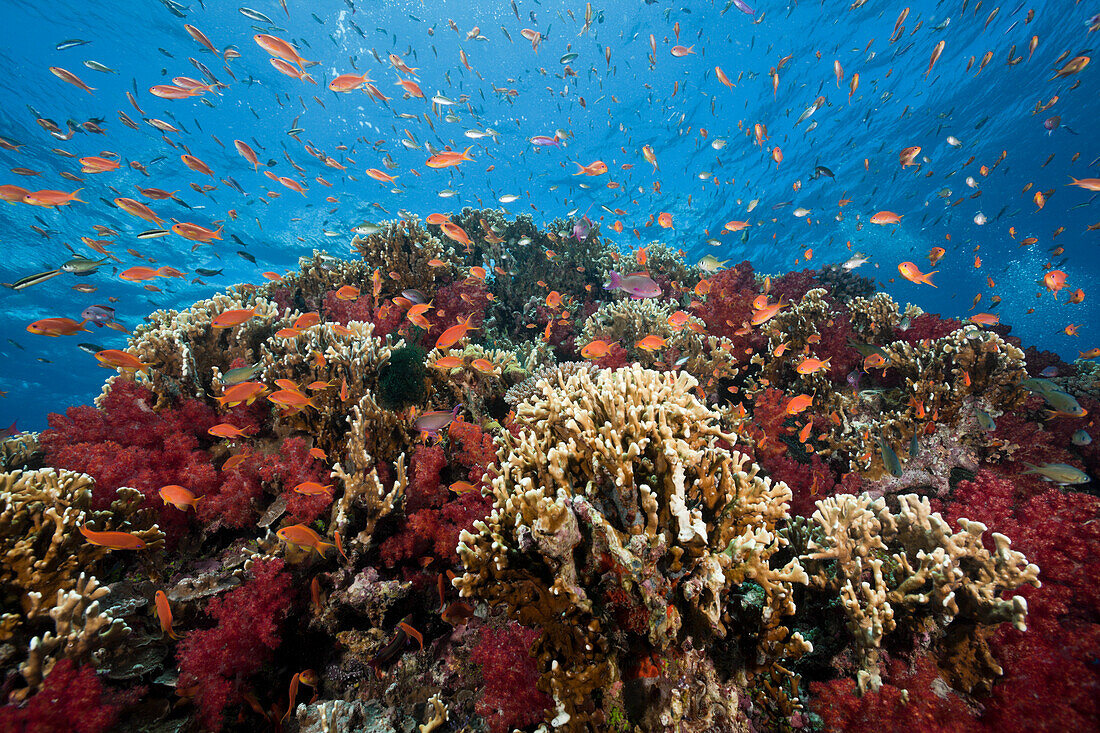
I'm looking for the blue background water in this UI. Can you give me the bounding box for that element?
[0,0,1096,431]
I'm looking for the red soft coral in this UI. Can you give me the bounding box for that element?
[896,313,964,343]
[40,379,221,544]
[810,654,977,733]
[472,621,552,733]
[176,559,294,731]
[448,419,497,490]
[0,660,121,733]
[406,443,448,513]
[938,467,1100,732]
[694,263,766,352]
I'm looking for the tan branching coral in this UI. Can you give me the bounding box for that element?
[455,365,809,730]
[351,218,453,292]
[15,573,131,697]
[805,493,1040,693]
[1,432,40,470]
[1,468,164,610]
[330,391,408,550]
[425,343,522,420]
[248,320,400,454]
[127,292,284,403]
[883,325,1028,422]
[847,293,922,341]
[579,299,739,387]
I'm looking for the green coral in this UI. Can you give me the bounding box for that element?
[377,344,428,410]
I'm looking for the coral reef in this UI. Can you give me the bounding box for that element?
[4,212,1091,733]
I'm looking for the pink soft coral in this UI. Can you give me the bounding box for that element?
[176,558,294,731]
[471,621,552,733]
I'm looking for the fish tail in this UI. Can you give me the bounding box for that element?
[604,271,621,291]
[923,270,938,287]
[316,540,335,556]
[71,188,85,202]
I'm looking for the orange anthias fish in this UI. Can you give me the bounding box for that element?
[329,72,372,92]
[928,247,946,266]
[335,285,360,301]
[79,524,147,550]
[159,484,202,511]
[154,590,181,640]
[293,481,333,496]
[211,308,257,328]
[23,188,85,207]
[1043,269,1068,298]
[209,423,253,439]
[277,524,334,555]
[750,302,786,326]
[114,197,164,224]
[785,394,814,415]
[435,315,478,350]
[95,349,150,373]
[426,146,475,168]
[27,317,88,336]
[440,221,472,246]
[636,335,667,351]
[254,34,313,69]
[870,211,903,225]
[573,160,608,176]
[581,340,611,359]
[898,262,937,287]
[120,265,183,282]
[217,381,267,407]
[172,222,223,242]
[796,357,831,375]
[267,389,317,411]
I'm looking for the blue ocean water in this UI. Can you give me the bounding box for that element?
[0,0,1096,431]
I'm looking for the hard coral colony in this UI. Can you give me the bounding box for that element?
[0,5,1098,733]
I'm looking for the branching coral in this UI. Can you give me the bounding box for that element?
[455,365,809,730]
[1,468,162,608]
[804,492,1040,694]
[18,573,131,697]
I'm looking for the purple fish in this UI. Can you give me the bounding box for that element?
[529,135,560,147]
[81,304,116,327]
[402,288,427,304]
[604,271,661,299]
[414,404,462,437]
[573,215,591,242]
[1041,366,1059,378]
[732,0,755,15]
[846,370,862,390]
[1043,115,1078,136]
